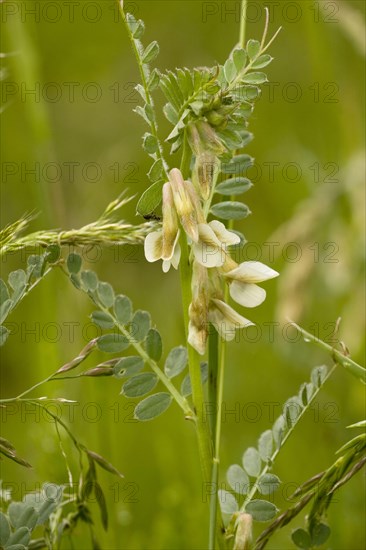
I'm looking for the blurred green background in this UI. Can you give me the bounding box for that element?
[1,0,365,548]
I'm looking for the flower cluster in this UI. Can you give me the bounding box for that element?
[144,167,278,354]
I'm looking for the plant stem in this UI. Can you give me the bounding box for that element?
[289,322,366,384]
[15,371,57,399]
[209,458,220,549]
[209,329,228,549]
[239,0,248,48]
[208,325,219,437]
[179,229,212,483]
[178,136,213,484]
[209,3,250,544]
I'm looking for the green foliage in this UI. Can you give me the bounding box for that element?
[0,246,61,346]
[0,438,31,469]
[255,423,366,549]
[1,3,364,549]
[121,372,158,398]
[64,253,192,420]
[134,392,173,421]
[245,500,278,522]
[221,365,337,532]
[122,10,169,217]
[215,177,253,196]
[164,346,188,378]
[210,201,251,220]
[0,483,62,550]
[128,5,279,218]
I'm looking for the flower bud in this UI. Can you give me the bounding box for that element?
[192,151,219,200]
[83,367,114,377]
[196,120,226,156]
[233,513,253,550]
[186,122,201,156]
[206,110,226,127]
[169,168,199,242]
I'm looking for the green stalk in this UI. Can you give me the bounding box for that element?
[208,325,219,437]
[209,3,250,546]
[209,458,220,549]
[179,136,213,483]
[179,233,212,482]
[209,336,227,550]
[239,0,248,48]
[290,322,366,384]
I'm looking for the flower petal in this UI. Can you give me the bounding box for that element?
[209,299,253,341]
[229,281,266,308]
[162,260,171,273]
[188,322,207,355]
[162,227,180,261]
[144,231,163,263]
[193,224,225,267]
[209,220,241,245]
[226,261,279,283]
[162,183,179,260]
[193,241,224,268]
[170,241,181,270]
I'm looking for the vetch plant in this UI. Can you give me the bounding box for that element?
[1,1,365,549]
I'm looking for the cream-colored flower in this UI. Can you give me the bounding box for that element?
[144,230,181,272]
[208,298,254,341]
[224,261,279,307]
[193,220,240,268]
[144,183,181,272]
[161,182,179,259]
[162,239,181,273]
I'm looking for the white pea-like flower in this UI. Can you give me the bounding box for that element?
[193,220,240,268]
[224,261,279,307]
[208,298,254,341]
[144,182,181,273]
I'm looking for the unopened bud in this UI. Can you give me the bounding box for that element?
[83,367,114,377]
[192,151,219,200]
[206,110,226,127]
[169,168,193,217]
[185,180,205,224]
[56,338,98,373]
[196,120,226,156]
[169,169,199,242]
[233,513,253,550]
[186,122,202,156]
